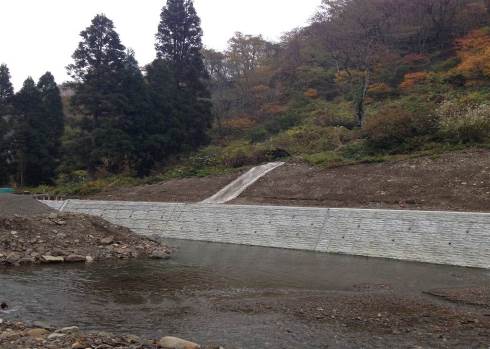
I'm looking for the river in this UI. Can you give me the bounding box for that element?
[1,239,490,348]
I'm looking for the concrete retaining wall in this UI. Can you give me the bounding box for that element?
[43,200,490,269]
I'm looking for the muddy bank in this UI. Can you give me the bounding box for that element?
[0,195,170,267]
[0,320,212,349]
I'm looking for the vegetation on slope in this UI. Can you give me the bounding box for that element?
[2,0,490,197]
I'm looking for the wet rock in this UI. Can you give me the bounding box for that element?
[159,336,201,349]
[71,341,86,349]
[85,256,94,263]
[100,236,114,245]
[27,328,49,337]
[56,326,79,334]
[19,256,35,264]
[32,321,54,330]
[6,252,21,264]
[48,332,66,340]
[150,249,171,260]
[41,255,65,263]
[64,255,86,263]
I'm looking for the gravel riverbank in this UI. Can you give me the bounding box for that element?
[0,195,170,266]
[0,320,212,349]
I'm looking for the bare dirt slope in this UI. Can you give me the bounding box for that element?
[88,149,489,212]
[233,149,490,212]
[0,194,53,216]
[89,171,244,203]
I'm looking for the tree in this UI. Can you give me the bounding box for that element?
[11,77,53,186]
[453,28,490,80]
[67,14,130,176]
[37,72,65,171]
[0,64,14,184]
[153,0,212,151]
[313,0,391,127]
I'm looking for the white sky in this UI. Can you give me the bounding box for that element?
[0,0,322,90]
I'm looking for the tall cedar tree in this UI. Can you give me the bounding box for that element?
[37,72,65,171]
[153,0,212,152]
[0,64,14,184]
[120,50,156,177]
[67,14,134,176]
[12,78,54,186]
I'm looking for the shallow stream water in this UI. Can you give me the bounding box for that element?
[1,240,490,347]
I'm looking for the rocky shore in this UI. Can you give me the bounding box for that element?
[0,195,170,266]
[0,213,170,266]
[0,320,214,349]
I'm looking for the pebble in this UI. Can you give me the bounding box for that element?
[64,255,87,263]
[71,341,85,349]
[56,326,79,333]
[48,332,66,340]
[41,255,65,263]
[27,328,49,337]
[159,336,201,349]
[100,236,115,245]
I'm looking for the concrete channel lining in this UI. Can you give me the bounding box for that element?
[41,199,490,269]
[201,162,285,204]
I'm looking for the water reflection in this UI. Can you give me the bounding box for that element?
[0,239,489,342]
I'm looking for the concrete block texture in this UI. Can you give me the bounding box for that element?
[53,199,490,269]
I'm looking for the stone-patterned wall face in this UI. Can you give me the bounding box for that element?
[43,200,490,269]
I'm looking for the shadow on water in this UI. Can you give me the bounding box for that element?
[1,239,489,347]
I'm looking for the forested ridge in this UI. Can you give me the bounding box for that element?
[1,0,490,195]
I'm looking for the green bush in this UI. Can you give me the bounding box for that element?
[263,112,302,134]
[437,101,490,143]
[271,126,350,155]
[363,105,439,151]
[303,151,343,166]
[248,127,269,143]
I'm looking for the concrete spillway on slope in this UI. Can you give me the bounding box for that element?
[42,199,490,269]
[201,162,285,204]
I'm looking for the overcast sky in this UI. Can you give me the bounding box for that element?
[1,0,322,90]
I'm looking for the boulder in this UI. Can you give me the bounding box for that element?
[48,332,66,340]
[6,252,21,265]
[100,236,114,245]
[64,255,86,263]
[19,257,35,265]
[41,255,65,263]
[26,328,49,337]
[159,336,200,349]
[71,341,86,349]
[56,326,79,334]
[150,249,171,260]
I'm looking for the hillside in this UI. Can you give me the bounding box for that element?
[3,0,489,211]
[88,148,490,212]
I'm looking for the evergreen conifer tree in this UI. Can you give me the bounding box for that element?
[12,77,53,186]
[0,64,15,184]
[67,14,129,176]
[153,0,212,152]
[38,72,65,171]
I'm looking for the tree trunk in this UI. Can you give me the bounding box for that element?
[355,70,370,128]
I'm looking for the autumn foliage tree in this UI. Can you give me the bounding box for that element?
[453,28,490,80]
